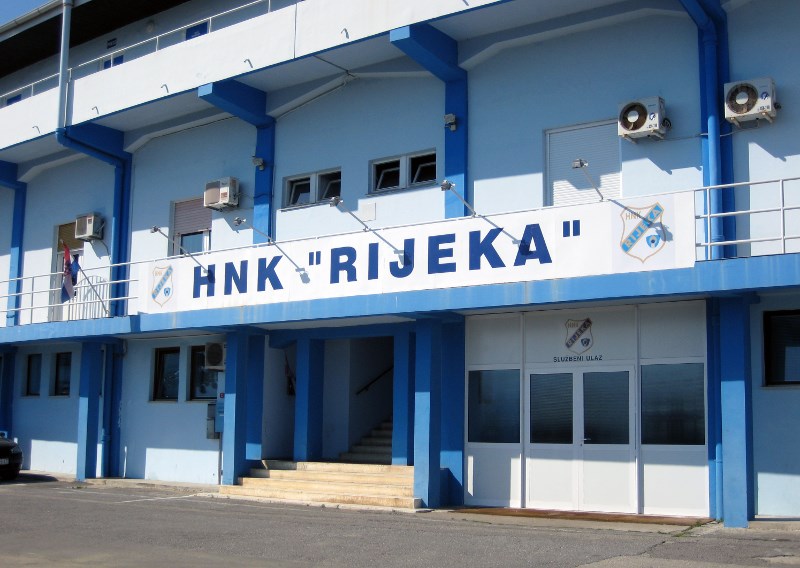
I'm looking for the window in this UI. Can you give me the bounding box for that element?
[190,346,219,400]
[185,22,209,40]
[530,373,572,444]
[284,169,341,207]
[764,310,800,385]
[641,363,705,445]
[371,151,437,193]
[52,352,72,396]
[102,54,124,69]
[467,369,520,443]
[546,121,620,206]
[173,198,211,255]
[153,347,180,401]
[5,93,22,106]
[26,354,41,396]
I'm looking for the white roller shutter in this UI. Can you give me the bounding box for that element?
[173,198,211,236]
[547,121,620,207]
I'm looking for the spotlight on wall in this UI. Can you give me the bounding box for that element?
[571,158,604,201]
[444,113,457,132]
[251,156,265,170]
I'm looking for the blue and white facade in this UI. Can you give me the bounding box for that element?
[0,0,798,527]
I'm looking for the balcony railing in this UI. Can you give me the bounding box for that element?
[1,177,798,328]
[2,0,288,102]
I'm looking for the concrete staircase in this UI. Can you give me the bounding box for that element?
[221,460,419,509]
[339,419,393,464]
[220,419,420,508]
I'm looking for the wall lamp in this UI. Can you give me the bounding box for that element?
[251,156,266,170]
[151,226,208,273]
[232,217,309,283]
[444,113,457,132]
[571,158,604,201]
[329,197,405,260]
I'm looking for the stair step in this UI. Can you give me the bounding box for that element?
[239,477,414,497]
[264,460,412,475]
[371,429,392,438]
[359,436,392,447]
[339,452,392,464]
[351,444,391,455]
[220,485,421,509]
[248,468,412,485]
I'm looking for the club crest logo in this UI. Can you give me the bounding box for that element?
[151,265,174,307]
[565,318,593,355]
[620,202,667,262]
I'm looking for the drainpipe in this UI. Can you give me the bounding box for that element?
[56,0,73,130]
[680,0,725,259]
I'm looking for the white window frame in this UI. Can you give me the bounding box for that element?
[370,150,437,194]
[283,168,341,208]
[172,198,211,256]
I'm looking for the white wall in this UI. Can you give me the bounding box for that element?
[750,292,800,516]
[119,337,222,483]
[273,76,445,240]
[469,14,702,215]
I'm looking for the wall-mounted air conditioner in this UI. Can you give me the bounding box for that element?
[203,177,239,210]
[205,342,226,371]
[724,78,777,125]
[75,213,103,241]
[618,96,668,140]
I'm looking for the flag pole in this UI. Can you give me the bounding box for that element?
[60,239,110,316]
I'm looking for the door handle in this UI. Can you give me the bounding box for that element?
[583,437,591,442]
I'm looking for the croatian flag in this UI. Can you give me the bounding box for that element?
[60,244,80,303]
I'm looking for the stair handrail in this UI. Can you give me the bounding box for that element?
[356,365,394,395]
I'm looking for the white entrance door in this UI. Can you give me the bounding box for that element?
[525,367,637,513]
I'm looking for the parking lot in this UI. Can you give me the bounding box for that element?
[1,473,798,567]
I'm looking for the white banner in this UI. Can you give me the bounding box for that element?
[139,194,696,313]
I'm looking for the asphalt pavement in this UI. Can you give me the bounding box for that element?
[0,472,798,567]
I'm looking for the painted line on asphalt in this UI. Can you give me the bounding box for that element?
[114,493,204,504]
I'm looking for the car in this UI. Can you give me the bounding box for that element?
[0,436,23,480]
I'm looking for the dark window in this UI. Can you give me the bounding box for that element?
[765,310,800,385]
[530,373,572,444]
[6,94,22,106]
[468,369,520,443]
[103,55,124,69]
[287,177,311,206]
[26,354,41,396]
[373,160,401,191]
[185,22,209,40]
[409,153,436,185]
[53,352,72,396]
[153,347,180,401]
[319,171,341,201]
[190,346,219,400]
[641,363,705,445]
[179,231,205,255]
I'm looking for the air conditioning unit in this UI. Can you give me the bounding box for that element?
[618,96,667,140]
[203,177,239,210]
[75,213,103,241]
[205,343,226,371]
[724,77,777,125]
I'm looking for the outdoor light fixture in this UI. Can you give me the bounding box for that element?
[251,156,265,170]
[151,226,208,273]
[444,113,457,132]
[571,158,604,201]
[232,217,309,283]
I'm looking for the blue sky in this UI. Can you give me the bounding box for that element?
[0,0,50,26]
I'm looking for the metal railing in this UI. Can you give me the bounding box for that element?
[694,176,800,260]
[2,0,289,102]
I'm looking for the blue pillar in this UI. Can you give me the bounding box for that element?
[198,80,275,240]
[101,342,123,478]
[246,334,265,461]
[293,338,324,461]
[77,342,103,480]
[392,330,415,465]
[0,161,26,327]
[440,320,465,506]
[222,331,249,485]
[718,296,754,527]
[413,319,442,508]
[706,300,723,520]
[0,351,16,435]
[390,24,469,219]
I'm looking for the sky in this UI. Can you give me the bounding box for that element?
[0,0,51,27]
